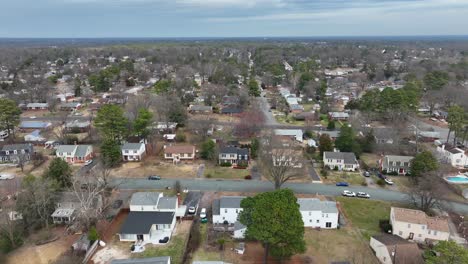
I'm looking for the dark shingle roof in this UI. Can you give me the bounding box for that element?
[111,256,170,264]
[119,212,175,235]
[219,146,248,156]
[323,151,357,164]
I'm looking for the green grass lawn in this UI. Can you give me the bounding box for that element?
[275,114,305,125]
[336,197,392,240]
[321,170,366,186]
[204,166,250,179]
[136,234,186,263]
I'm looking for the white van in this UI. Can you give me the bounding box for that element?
[200,208,207,219]
[0,174,15,180]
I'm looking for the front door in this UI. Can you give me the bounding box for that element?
[409,232,414,240]
[137,234,144,241]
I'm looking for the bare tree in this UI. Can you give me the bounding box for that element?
[259,136,304,189]
[408,172,445,213]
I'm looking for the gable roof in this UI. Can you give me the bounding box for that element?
[274,129,303,141]
[130,192,162,207]
[1,143,33,152]
[164,145,195,154]
[391,207,449,232]
[384,155,414,163]
[122,143,144,151]
[157,197,178,210]
[219,196,245,209]
[297,198,338,214]
[372,234,424,264]
[219,146,249,156]
[323,152,357,164]
[111,256,170,264]
[75,145,91,158]
[119,212,175,235]
[20,121,51,129]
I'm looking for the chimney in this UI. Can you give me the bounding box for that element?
[176,193,181,208]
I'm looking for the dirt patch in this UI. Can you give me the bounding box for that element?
[6,228,78,264]
[92,246,130,264]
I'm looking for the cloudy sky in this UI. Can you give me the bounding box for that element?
[2,0,468,37]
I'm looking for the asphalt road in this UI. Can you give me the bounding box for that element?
[115,178,468,214]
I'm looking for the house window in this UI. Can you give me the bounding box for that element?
[434,231,437,236]
[428,230,431,235]
[326,222,332,228]
[309,212,311,216]
[141,207,143,210]
[422,226,425,230]
[225,209,227,213]
[316,220,319,223]
[309,220,312,223]
[222,154,226,158]
[407,224,411,228]
[236,209,238,213]
[399,231,403,236]
[125,150,129,153]
[326,214,328,218]
[418,234,422,238]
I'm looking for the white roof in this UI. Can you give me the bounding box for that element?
[274,129,303,142]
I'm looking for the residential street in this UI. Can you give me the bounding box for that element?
[115,178,468,214]
[257,96,279,126]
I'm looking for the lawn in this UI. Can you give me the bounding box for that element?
[321,170,366,186]
[275,114,305,125]
[360,153,380,169]
[135,233,187,264]
[336,197,392,240]
[303,228,379,264]
[204,165,250,179]
[192,224,221,261]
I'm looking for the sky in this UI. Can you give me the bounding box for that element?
[1,0,468,38]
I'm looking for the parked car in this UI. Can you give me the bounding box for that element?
[84,159,93,166]
[363,171,370,177]
[356,192,370,198]
[342,190,356,197]
[336,182,349,187]
[188,206,196,215]
[159,237,169,244]
[384,178,394,185]
[148,175,161,180]
[377,172,385,179]
[131,244,145,253]
[112,199,123,209]
[200,208,207,219]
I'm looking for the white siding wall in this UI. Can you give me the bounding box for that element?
[391,208,450,242]
[369,237,392,264]
[213,208,243,224]
[130,204,158,212]
[301,211,338,228]
[233,228,246,239]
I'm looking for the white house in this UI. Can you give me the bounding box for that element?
[298,198,339,229]
[390,207,450,242]
[436,143,468,168]
[212,196,245,224]
[164,145,196,163]
[370,234,423,264]
[274,129,303,142]
[56,145,93,164]
[323,151,359,171]
[119,192,179,244]
[121,143,146,162]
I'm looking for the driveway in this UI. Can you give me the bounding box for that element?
[115,178,468,214]
[250,165,261,180]
[183,191,203,214]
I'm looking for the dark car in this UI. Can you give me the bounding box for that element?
[112,199,123,209]
[159,237,169,244]
[336,182,349,187]
[148,175,161,180]
[377,172,385,179]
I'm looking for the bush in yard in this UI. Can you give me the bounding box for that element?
[220,162,232,167]
[237,161,248,168]
[320,168,328,178]
[175,132,186,142]
[88,226,99,242]
[306,146,316,154]
[244,175,252,180]
[379,220,392,233]
[333,166,339,171]
[206,173,212,178]
[386,171,398,176]
[376,179,386,186]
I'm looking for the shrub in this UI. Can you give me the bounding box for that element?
[220,162,232,167]
[304,130,313,139]
[333,166,339,171]
[379,220,392,233]
[244,175,252,180]
[320,169,328,178]
[175,132,186,142]
[387,171,398,176]
[206,173,212,178]
[88,227,99,242]
[306,146,316,154]
[376,179,386,186]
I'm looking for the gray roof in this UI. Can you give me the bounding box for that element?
[119,212,175,234]
[122,143,144,151]
[130,192,162,207]
[1,143,33,152]
[157,197,178,210]
[297,198,338,214]
[75,145,91,158]
[234,221,246,231]
[212,199,220,216]
[65,120,91,128]
[318,130,340,138]
[323,151,357,164]
[384,155,414,163]
[219,146,249,156]
[219,196,245,209]
[111,258,169,264]
[56,145,77,154]
[190,105,212,111]
[111,257,170,264]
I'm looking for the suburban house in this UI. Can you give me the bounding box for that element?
[289,104,304,113]
[154,122,178,133]
[436,143,468,168]
[212,196,245,224]
[26,102,49,110]
[218,146,249,166]
[19,121,52,131]
[298,198,339,229]
[390,207,450,242]
[418,131,440,142]
[328,112,349,121]
[373,128,395,144]
[51,192,102,224]
[274,129,303,142]
[65,120,91,132]
[323,151,359,171]
[188,105,213,114]
[118,192,179,244]
[56,144,93,164]
[221,107,243,115]
[24,130,46,143]
[59,102,82,111]
[0,144,34,164]
[317,130,340,140]
[272,148,303,168]
[370,234,423,264]
[164,145,196,163]
[380,155,414,175]
[121,142,146,162]
[111,256,171,264]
